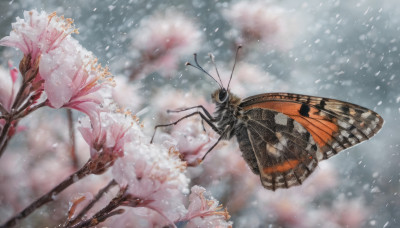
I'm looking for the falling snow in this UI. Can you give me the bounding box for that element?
[0,0,399,227]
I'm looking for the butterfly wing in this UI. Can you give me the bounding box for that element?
[236,108,321,190]
[240,93,384,159]
[236,93,383,190]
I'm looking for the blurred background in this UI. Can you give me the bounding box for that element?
[0,0,399,227]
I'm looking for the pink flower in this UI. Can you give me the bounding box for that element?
[0,64,19,112]
[148,88,220,166]
[0,10,77,65]
[223,1,294,49]
[181,185,232,228]
[0,10,113,115]
[39,37,113,114]
[78,112,140,173]
[159,117,218,167]
[0,63,20,134]
[131,10,202,77]
[112,141,189,225]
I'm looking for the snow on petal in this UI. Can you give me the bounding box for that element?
[39,36,113,114]
[182,185,232,228]
[78,111,140,160]
[0,10,77,62]
[112,140,189,224]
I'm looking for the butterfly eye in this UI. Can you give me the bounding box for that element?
[218,89,229,103]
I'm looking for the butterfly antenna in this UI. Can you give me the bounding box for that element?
[209,53,225,88]
[185,53,223,89]
[227,45,242,91]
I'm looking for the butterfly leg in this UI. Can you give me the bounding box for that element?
[201,125,231,161]
[167,106,215,133]
[200,119,207,132]
[150,111,221,144]
[167,105,215,121]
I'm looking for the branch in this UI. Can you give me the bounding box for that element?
[68,187,130,228]
[11,66,38,110]
[65,179,117,226]
[13,100,47,120]
[0,120,12,159]
[0,159,93,228]
[70,209,125,228]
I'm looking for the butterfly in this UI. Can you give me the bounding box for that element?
[151,46,384,191]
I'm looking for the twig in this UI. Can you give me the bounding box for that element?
[0,159,93,228]
[70,209,125,228]
[68,187,130,228]
[13,98,34,117]
[67,109,79,169]
[0,103,8,115]
[13,100,46,120]
[11,66,38,110]
[0,101,46,159]
[0,120,11,158]
[65,180,118,226]
[0,119,20,159]
[0,64,42,159]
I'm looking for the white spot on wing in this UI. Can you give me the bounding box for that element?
[275,132,288,146]
[341,130,350,138]
[361,111,371,119]
[275,113,288,126]
[294,121,307,133]
[338,120,350,129]
[266,143,280,157]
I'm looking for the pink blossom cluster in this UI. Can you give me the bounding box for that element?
[129,10,202,79]
[183,185,232,227]
[78,112,140,172]
[104,116,231,227]
[0,10,234,228]
[111,141,189,225]
[223,1,294,49]
[0,10,113,116]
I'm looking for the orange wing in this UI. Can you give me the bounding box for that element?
[240,93,384,159]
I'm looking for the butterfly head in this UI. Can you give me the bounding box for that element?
[213,88,229,103]
[211,88,241,106]
[186,46,242,106]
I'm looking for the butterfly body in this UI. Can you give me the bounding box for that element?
[211,89,243,139]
